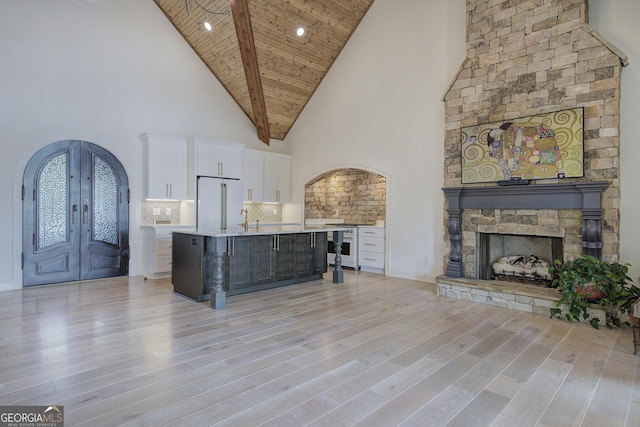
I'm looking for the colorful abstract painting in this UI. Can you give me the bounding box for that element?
[461,108,584,184]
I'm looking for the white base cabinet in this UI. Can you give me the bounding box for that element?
[358,226,385,274]
[142,226,180,279]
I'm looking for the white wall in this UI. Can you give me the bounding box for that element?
[286,0,640,283]
[286,0,467,282]
[0,0,281,290]
[590,0,640,282]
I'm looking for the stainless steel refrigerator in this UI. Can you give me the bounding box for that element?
[196,176,244,230]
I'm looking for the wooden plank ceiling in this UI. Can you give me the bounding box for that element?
[154,0,375,143]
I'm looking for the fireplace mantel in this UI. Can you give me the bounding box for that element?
[442,181,609,278]
[442,181,608,210]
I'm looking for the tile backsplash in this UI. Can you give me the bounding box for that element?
[242,203,283,224]
[143,200,284,225]
[142,200,182,225]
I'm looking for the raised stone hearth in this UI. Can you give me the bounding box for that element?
[435,275,608,323]
[436,276,558,314]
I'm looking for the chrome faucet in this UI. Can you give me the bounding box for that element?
[240,208,248,230]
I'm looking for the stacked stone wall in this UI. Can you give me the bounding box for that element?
[305,169,386,223]
[443,0,626,271]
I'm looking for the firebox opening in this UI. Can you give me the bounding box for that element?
[477,233,563,287]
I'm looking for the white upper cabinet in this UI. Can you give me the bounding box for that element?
[189,137,242,179]
[242,149,265,202]
[142,133,187,200]
[241,150,291,203]
[264,153,291,203]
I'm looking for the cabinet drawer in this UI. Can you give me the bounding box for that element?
[155,229,173,239]
[359,227,385,238]
[359,237,384,253]
[359,251,384,268]
[155,254,172,272]
[155,238,172,256]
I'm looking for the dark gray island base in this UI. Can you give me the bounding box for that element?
[172,227,345,309]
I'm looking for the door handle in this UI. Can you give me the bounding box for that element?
[83,205,88,224]
[72,204,78,224]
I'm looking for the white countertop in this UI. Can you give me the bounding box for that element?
[172,224,346,237]
[141,224,194,229]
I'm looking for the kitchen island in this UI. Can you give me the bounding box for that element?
[171,226,345,309]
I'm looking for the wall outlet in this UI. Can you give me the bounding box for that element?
[165,208,171,215]
[273,208,278,215]
[152,208,160,216]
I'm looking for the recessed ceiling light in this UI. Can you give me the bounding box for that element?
[296,27,305,37]
[204,21,212,31]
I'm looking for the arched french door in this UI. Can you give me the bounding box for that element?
[22,141,129,286]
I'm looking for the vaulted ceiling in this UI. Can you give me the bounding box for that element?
[154,0,375,144]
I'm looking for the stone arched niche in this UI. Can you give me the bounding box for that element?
[305,168,386,223]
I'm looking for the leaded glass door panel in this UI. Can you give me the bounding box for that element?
[23,141,129,286]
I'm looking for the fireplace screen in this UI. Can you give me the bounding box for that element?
[461,107,584,184]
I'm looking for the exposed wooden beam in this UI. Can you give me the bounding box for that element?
[230,0,270,145]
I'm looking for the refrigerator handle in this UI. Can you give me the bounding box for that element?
[221,182,227,230]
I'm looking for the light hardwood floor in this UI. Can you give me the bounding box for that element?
[1,271,639,426]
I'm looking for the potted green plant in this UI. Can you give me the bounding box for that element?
[549,254,640,329]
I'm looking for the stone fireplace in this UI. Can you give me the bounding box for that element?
[436,0,628,313]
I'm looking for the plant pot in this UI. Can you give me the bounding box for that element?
[575,283,604,302]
